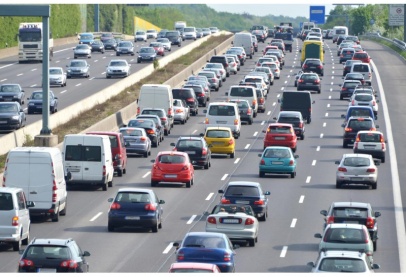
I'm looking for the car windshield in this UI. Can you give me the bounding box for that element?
[136,32,145,35]
[70,61,86,67]
[349,109,372,117]
[206,130,231,138]
[301,74,318,81]
[213,205,254,216]
[269,126,291,134]
[343,157,370,167]
[49,68,62,74]
[109,61,127,67]
[31,92,43,99]
[344,82,361,88]
[119,42,132,47]
[358,133,381,142]
[230,87,253,97]
[319,258,366,272]
[231,101,249,109]
[76,45,88,49]
[159,155,185,164]
[150,43,160,47]
[324,228,366,243]
[141,110,164,117]
[0,85,20,92]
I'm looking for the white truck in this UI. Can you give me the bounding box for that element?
[17,22,54,63]
[174,21,187,39]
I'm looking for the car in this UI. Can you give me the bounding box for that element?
[183,84,208,107]
[258,146,298,178]
[225,56,238,75]
[343,60,362,76]
[302,58,324,76]
[265,50,285,67]
[172,88,199,116]
[149,42,165,56]
[116,41,135,56]
[252,67,274,85]
[349,93,379,116]
[102,38,117,51]
[169,262,221,273]
[126,118,161,147]
[90,40,105,53]
[140,107,172,135]
[197,71,220,91]
[226,48,246,65]
[134,30,147,42]
[119,127,151,157]
[251,34,259,52]
[137,47,157,63]
[195,28,203,38]
[173,232,238,273]
[218,181,270,221]
[185,75,210,89]
[351,43,364,52]
[150,151,194,188]
[107,188,164,232]
[203,63,226,81]
[73,44,91,59]
[172,99,189,124]
[293,71,304,87]
[335,153,380,189]
[0,84,25,105]
[202,28,211,36]
[27,90,58,114]
[206,204,259,246]
[337,42,355,56]
[352,51,371,63]
[105,59,131,78]
[260,62,280,79]
[297,72,322,93]
[339,80,362,100]
[170,136,211,169]
[314,223,374,263]
[252,29,266,42]
[209,27,219,33]
[18,238,90,272]
[146,29,158,39]
[156,38,171,51]
[157,29,168,38]
[343,72,365,84]
[346,35,360,44]
[342,116,378,148]
[262,123,298,152]
[353,130,386,163]
[274,111,305,140]
[202,127,236,158]
[339,47,356,64]
[350,62,373,85]
[307,249,380,273]
[184,80,210,98]
[262,45,278,55]
[183,27,197,40]
[228,99,254,125]
[66,59,90,78]
[165,30,182,46]
[256,88,266,113]
[224,53,241,71]
[48,67,67,87]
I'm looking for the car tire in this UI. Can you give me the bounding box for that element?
[301,134,305,140]
[117,169,123,177]
[143,151,148,158]
[164,129,168,136]
[106,75,111,79]
[60,201,67,216]
[108,179,113,187]
[151,181,158,187]
[373,241,377,251]
[249,238,256,247]
[226,72,230,77]
[12,239,21,251]
[290,172,296,178]
[249,119,253,125]
[204,162,209,170]
[258,212,266,222]
[52,211,59,222]
[371,182,377,190]
[343,141,348,148]
[336,181,342,189]
[292,146,297,153]
[259,171,265,178]
[108,223,115,232]
[215,86,219,92]
[123,168,127,174]
[22,231,29,245]
[307,117,311,124]
[186,179,192,188]
[102,182,107,191]
[230,152,235,158]
[151,222,158,233]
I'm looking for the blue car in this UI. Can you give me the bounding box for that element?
[27,90,58,114]
[173,232,239,273]
[258,146,299,178]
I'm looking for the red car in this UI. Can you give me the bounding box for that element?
[262,123,297,152]
[149,42,165,56]
[352,51,371,63]
[262,45,278,55]
[151,151,194,187]
[169,262,221,273]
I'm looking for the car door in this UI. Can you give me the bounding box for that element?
[17,191,30,238]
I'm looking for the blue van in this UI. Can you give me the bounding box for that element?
[341,106,376,124]
[79,33,94,45]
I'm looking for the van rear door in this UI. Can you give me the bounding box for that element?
[27,155,53,210]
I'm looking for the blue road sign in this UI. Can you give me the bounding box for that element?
[310,6,325,24]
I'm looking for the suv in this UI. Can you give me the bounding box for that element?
[302,58,324,76]
[18,238,90,272]
[171,136,211,169]
[274,111,305,140]
[353,130,386,162]
[342,116,378,148]
[320,202,381,251]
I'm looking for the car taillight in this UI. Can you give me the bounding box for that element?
[326,216,335,224]
[317,65,323,69]
[245,218,255,225]
[102,165,106,176]
[175,109,182,114]
[140,136,147,141]
[298,122,303,128]
[299,79,304,83]
[366,168,376,173]
[207,216,216,224]
[198,93,205,97]
[372,100,376,106]
[147,129,155,135]
[60,260,78,269]
[254,200,264,205]
[259,98,264,104]
[252,99,257,106]
[12,216,19,226]
[366,217,375,229]
[177,251,184,261]
[186,98,194,102]
[342,87,347,91]
[110,202,121,210]
[19,259,34,267]
[234,119,239,125]
[160,117,167,122]
[202,148,208,156]
[338,167,347,172]
[354,142,358,149]
[247,108,252,115]
[212,78,216,82]
[182,165,189,171]
[145,203,157,211]
[260,159,265,165]
[228,139,234,145]
[289,159,294,165]
[205,118,209,124]
[344,127,352,132]
[340,54,343,58]
[303,64,308,69]
[275,68,279,72]
[52,181,57,202]
[314,80,320,84]
[224,253,231,261]
[137,107,140,115]
[351,100,355,105]
[370,127,376,131]
[221,198,230,204]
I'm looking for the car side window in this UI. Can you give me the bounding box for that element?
[17,191,26,210]
[71,242,82,257]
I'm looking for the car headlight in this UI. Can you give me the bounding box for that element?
[107,68,112,72]
[11,115,20,120]
[67,69,71,72]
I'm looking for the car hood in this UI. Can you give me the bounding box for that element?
[0,92,20,97]
[68,67,88,71]
[107,66,128,70]
[0,112,19,118]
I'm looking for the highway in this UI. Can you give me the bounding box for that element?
[0,36,405,273]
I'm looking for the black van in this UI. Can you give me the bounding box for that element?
[279,91,314,123]
[172,88,199,115]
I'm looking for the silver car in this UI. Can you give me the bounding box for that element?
[173,99,189,124]
[202,28,211,36]
[226,56,238,75]
[106,59,131,78]
[119,127,151,157]
[203,63,226,82]
[116,41,135,56]
[73,44,91,59]
[66,59,90,78]
[225,54,241,71]
[49,67,67,87]
[156,38,171,52]
[348,93,379,116]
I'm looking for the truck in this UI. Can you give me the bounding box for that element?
[174,21,187,37]
[274,32,293,52]
[17,22,53,63]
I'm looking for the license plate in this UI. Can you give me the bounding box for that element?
[0,120,7,124]
[235,200,249,204]
[364,145,376,149]
[274,137,285,140]
[222,218,239,224]
[306,83,313,85]
[38,268,57,273]
[351,177,362,181]
[125,216,140,220]
[272,161,284,165]
[165,174,177,178]
[185,151,196,154]
[212,141,224,145]
[130,142,138,145]
[216,121,227,124]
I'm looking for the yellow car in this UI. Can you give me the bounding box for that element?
[202,127,235,158]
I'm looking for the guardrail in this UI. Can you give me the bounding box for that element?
[362,33,406,51]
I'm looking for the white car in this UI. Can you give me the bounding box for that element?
[156,38,171,51]
[348,93,379,116]
[106,59,131,78]
[259,62,280,79]
[173,99,189,124]
[225,56,238,75]
[203,63,226,82]
[353,130,386,163]
[49,67,67,87]
[205,204,259,246]
[73,44,91,59]
[134,31,147,42]
[146,29,158,39]
[252,67,274,85]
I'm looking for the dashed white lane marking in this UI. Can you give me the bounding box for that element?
[316,146,320,151]
[284,80,287,84]
[221,174,228,181]
[323,122,326,127]
[61,90,67,94]
[253,131,258,136]
[272,102,276,106]
[280,246,288,258]
[17,73,23,76]
[192,130,197,134]
[142,171,151,178]
[30,84,36,87]
[290,218,297,228]
[163,243,174,254]
[312,160,316,166]
[31,68,37,71]
[89,77,95,80]
[327,104,330,108]
[187,215,197,224]
[320,133,324,138]
[332,71,334,74]
[306,176,311,183]
[94,60,98,62]
[267,111,271,115]
[55,60,60,63]
[261,121,265,125]
[234,158,240,164]
[0,79,6,82]
[299,195,305,203]
[245,144,250,149]
[205,193,214,201]
[75,83,81,87]
[89,212,102,222]
[325,113,328,117]
[329,96,332,99]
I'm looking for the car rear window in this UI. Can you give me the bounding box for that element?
[354,53,367,58]
[230,87,254,97]
[344,82,361,88]
[268,126,292,134]
[319,258,366,272]
[24,246,70,259]
[352,64,370,72]
[358,133,381,142]
[128,120,154,129]
[343,157,370,166]
[278,116,300,123]
[65,145,101,162]
[206,130,230,138]
[141,110,164,117]
[332,207,368,218]
[354,95,372,102]
[183,236,225,249]
[264,148,290,158]
[349,109,372,117]
[115,192,151,203]
[0,193,13,211]
[172,89,193,99]
[159,155,185,164]
[208,105,235,116]
[324,228,366,243]
[348,119,373,129]
[107,135,118,148]
[120,129,143,137]
[177,140,203,148]
[225,186,260,197]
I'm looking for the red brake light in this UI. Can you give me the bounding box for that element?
[12,216,19,226]
[366,168,376,173]
[245,218,255,225]
[110,202,121,210]
[207,216,216,224]
[19,259,34,267]
[102,165,106,176]
[344,127,352,132]
[326,216,335,224]
[366,217,375,229]
[202,148,208,156]
[221,198,230,204]
[60,260,78,269]
[224,253,231,261]
[228,139,234,145]
[260,159,265,165]
[145,203,157,211]
[137,107,140,115]
[186,97,194,102]
[314,80,320,84]
[147,129,155,135]
[254,200,264,205]
[247,108,252,115]
[289,159,294,165]
[177,251,185,261]
[338,167,347,172]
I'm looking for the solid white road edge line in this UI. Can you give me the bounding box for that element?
[187,215,196,224]
[89,212,102,222]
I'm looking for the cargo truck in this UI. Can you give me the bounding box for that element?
[17,22,53,63]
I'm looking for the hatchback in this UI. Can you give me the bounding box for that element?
[108,188,164,233]
[263,123,298,152]
[353,130,386,163]
[352,51,371,63]
[339,80,362,100]
[119,127,151,157]
[102,38,117,51]
[140,108,171,135]
[172,99,189,124]
[202,127,236,158]
[171,136,211,169]
[90,40,105,53]
[0,102,26,130]
[229,99,254,125]
[339,48,356,64]
[218,181,271,221]
[297,73,322,93]
[27,90,58,114]
[274,111,305,140]
[302,58,324,76]
[0,84,25,105]
[260,62,280,79]
[343,72,365,84]
[349,93,379,116]
[258,146,298,178]
[156,38,171,51]
[342,116,378,148]
[126,118,161,147]
[183,84,208,107]
[116,41,134,56]
[203,63,226,81]
[335,153,380,189]
[48,67,67,87]
[73,44,91,59]
[149,42,165,56]
[150,151,194,188]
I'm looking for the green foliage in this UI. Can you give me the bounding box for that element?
[153,59,159,69]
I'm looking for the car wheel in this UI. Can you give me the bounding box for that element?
[143,151,148,158]
[108,222,115,232]
[164,129,168,136]
[12,238,21,251]
[226,72,230,77]
[307,117,311,124]
[106,75,111,79]
[290,171,296,178]
[258,212,266,222]
[259,171,265,178]
[373,241,377,251]
[123,168,127,174]
[204,162,209,169]
[22,231,29,245]
[52,211,59,222]
[336,181,342,189]
[117,169,123,177]
[151,222,158,233]
[230,152,235,158]
[158,218,162,229]
[102,182,107,191]
[186,179,192,188]
[343,141,348,148]
[249,238,256,247]
[340,95,344,100]
[153,140,158,148]
[215,86,219,91]
[249,119,253,125]
[292,146,297,153]
[60,201,67,216]
[301,134,305,140]
[371,182,377,190]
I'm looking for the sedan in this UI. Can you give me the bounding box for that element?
[0,84,25,105]
[137,47,157,63]
[66,59,90,78]
[119,127,151,157]
[107,188,165,233]
[335,153,380,189]
[149,42,165,56]
[0,102,26,130]
[73,44,91,59]
[202,28,211,36]
[173,232,238,273]
[258,146,298,178]
[156,38,171,51]
[206,204,259,247]
[150,151,195,188]
[27,90,58,114]
[106,59,131,78]
[103,38,117,51]
[116,41,135,56]
[134,31,147,42]
[343,72,365,84]
[90,40,105,53]
[297,72,322,93]
[49,67,67,87]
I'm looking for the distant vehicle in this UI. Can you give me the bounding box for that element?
[73,44,91,59]
[0,84,25,104]
[146,29,158,39]
[49,67,67,87]
[18,22,53,63]
[90,40,105,53]
[116,41,135,56]
[0,102,26,130]
[332,26,349,43]
[66,59,90,78]
[134,31,147,42]
[27,90,58,114]
[78,32,94,45]
[105,59,131,78]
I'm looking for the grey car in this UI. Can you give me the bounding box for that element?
[229,99,254,125]
[197,71,221,91]
[106,59,131,78]
[119,127,151,157]
[0,102,26,130]
[66,59,90,78]
[116,41,135,56]
[73,44,92,59]
[202,28,211,36]
[156,38,171,51]
[0,84,25,105]
[103,38,117,51]
[49,67,67,87]
[137,47,157,63]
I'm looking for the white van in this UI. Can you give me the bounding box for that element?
[183,27,197,40]
[62,134,114,191]
[3,147,67,222]
[332,26,349,43]
[226,85,258,117]
[233,32,254,59]
[0,187,34,251]
[204,102,241,138]
[137,84,174,128]
[350,63,373,85]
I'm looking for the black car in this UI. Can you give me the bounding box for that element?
[27,90,58,114]
[274,111,305,140]
[297,73,322,93]
[172,88,199,116]
[0,102,26,130]
[137,47,157,63]
[165,31,182,46]
[339,80,362,100]
[343,72,365,84]
[339,48,356,64]
[183,84,207,107]
[0,84,25,105]
[90,40,105,53]
[208,55,230,77]
[170,136,211,169]
[127,118,161,147]
[102,38,117,51]
[18,238,90,272]
[229,99,254,125]
[302,58,324,76]
[342,116,378,148]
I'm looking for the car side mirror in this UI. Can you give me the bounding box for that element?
[150,159,155,163]
[26,201,35,208]
[82,251,91,257]
[233,244,240,250]
[199,133,204,137]
[225,92,228,96]
[173,242,180,248]
[20,108,24,112]
[314,233,322,239]
[218,189,224,194]
[264,191,271,195]
[335,161,340,165]
[107,198,114,202]
[294,155,299,159]
[307,262,315,268]
[320,210,328,216]
[372,264,380,270]
[65,171,72,181]
[341,114,345,118]
[159,200,165,204]
[341,124,345,128]
[375,211,381,218]
[54,97,58,99]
